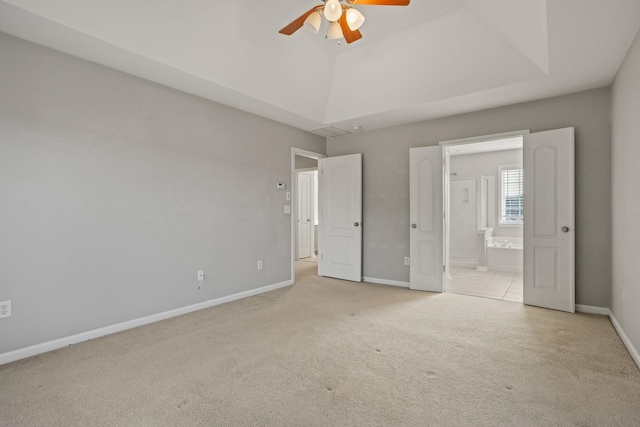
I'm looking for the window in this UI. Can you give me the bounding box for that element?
[499,165,523,225]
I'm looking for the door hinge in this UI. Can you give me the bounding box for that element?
[443,265,446,272]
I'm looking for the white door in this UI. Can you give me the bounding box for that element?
[410,146,444,292]
[296,172,313,259]
[319,154,362,282]
[523,128,575,313]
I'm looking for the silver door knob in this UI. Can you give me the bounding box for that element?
[411,224,417,229]
[561,226,570,233]
[354,222,360,227]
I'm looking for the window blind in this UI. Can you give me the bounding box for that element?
[501,167,523,224]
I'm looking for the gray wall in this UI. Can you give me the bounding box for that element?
[327,88,611,308]
[295,155,318,170]
[0,33,325,354]
[611,29,640,354]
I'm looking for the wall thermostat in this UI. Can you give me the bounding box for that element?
[276,183,286,190]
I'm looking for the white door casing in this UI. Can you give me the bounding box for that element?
[523,127,575,313]
[410,146,444,292]
[319,154,362,282]
[296,172,313,259]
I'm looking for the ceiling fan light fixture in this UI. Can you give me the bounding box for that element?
[346,8,365,31]
[324,0,343,22]
[279,0,409,44]
[327,21,344,39]
[304,10,322,33]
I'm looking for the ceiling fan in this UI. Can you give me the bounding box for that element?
[279,0,410,44]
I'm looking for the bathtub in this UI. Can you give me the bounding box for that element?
[487,236,523,273]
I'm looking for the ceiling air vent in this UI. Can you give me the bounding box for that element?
[309,126,349,138]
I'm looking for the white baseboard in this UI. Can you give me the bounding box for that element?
[609,312,640,371]
[363,277,410,288]
[0,279,294,366]
[576,304,610,315]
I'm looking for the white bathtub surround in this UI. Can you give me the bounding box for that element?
[487,236,523,273]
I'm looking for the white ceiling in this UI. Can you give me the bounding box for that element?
[1,0,639,134]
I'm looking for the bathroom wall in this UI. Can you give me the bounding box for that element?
[450,148,523,238]
[449,178,482,261]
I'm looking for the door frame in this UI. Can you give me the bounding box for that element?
[440,130,529,293]
[291,148,326,283]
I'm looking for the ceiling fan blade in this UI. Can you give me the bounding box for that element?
[279,6,321,35]
[347,0,410,5]
[338,13,363,44]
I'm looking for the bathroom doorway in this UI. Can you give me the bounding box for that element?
[444,134,524,302]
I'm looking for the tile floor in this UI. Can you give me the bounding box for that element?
[297,259,522,302]
[447,267,523,302]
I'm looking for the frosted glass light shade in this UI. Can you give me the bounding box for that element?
[324,0,343,22]
[304,11,322,33]
[346,8,365,31]
[327,21,343,39]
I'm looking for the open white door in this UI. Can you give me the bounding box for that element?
[296,172,313,259]
[410,146,444,292]
[523,128,575,313]
[319,154,362,282]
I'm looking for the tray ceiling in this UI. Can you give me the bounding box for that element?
[1,0,639,133]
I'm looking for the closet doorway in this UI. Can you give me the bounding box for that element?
[291,148,325,283]
[295,168,318,261]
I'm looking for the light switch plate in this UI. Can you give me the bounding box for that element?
[284,205,291,214]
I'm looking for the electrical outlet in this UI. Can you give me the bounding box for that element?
[197,270,204,281]
[0,300,11,319]
[257,260,263,270]
[404,257,410,266]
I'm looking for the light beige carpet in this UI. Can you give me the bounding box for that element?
[1,261,639,426]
